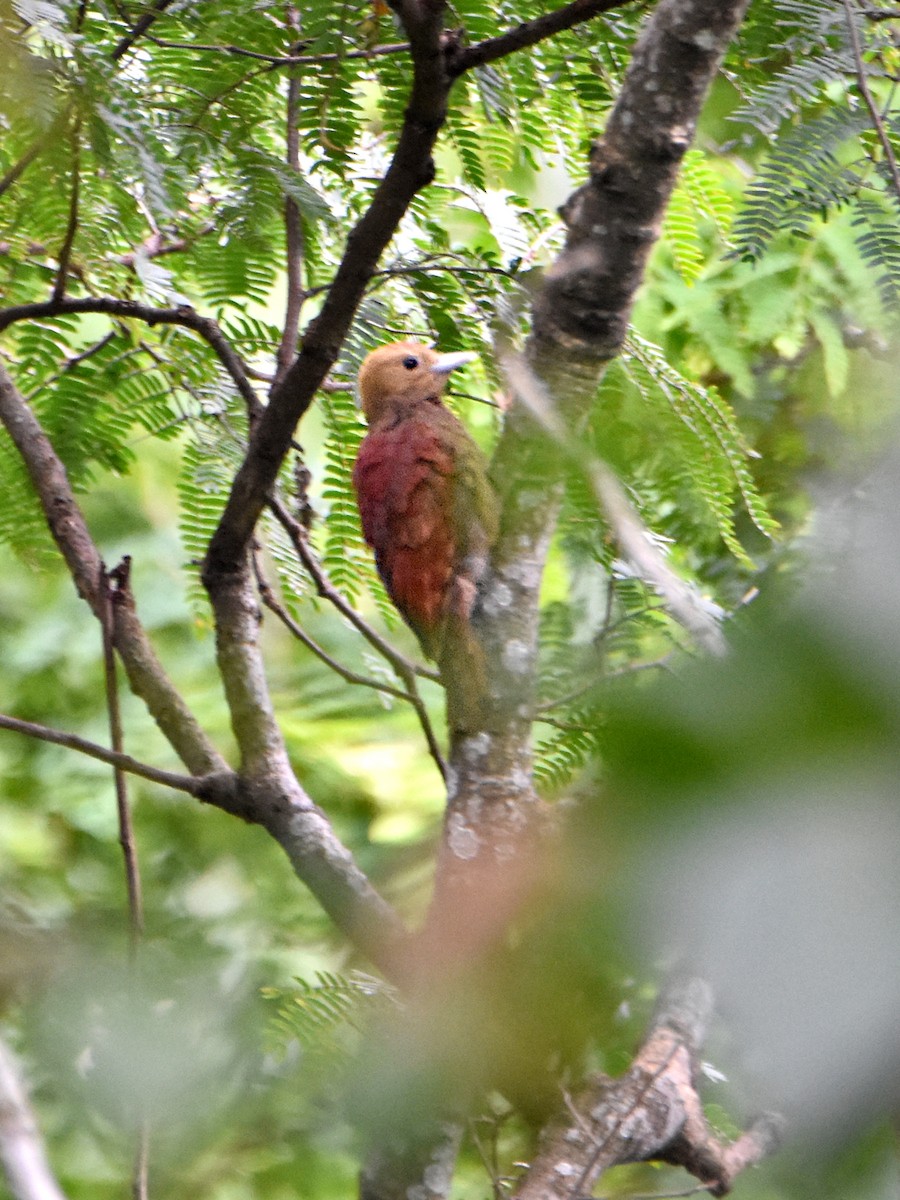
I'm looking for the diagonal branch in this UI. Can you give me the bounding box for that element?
[203,4,455,580]
[449,0,640,74]
[513,978,782,1199]
[100,562,145,960]
[842,0,900,202]
[111,0,178,61]
[51,116,81,304]
[0,298,263,421]
[0,108,72,203]
[275,24,307,387]
[0,712,204,795]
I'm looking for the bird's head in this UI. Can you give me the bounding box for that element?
[357,341,476,425]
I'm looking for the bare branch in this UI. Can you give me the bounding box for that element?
[100,562,145,959]
[264,499,447,779]
[146,36,412,66]
[276,40,307,387]
[842,0,900,202]
[0,1037,69,1200]
[267,497,438,683]
[51,117,80,304]
[111,0,177,61]
[0,106,72,202]
[0,297,263,422]
[0,358,227,777]
[0,138,50,202]
[0,712,206,795]
[450,0,640,75]
[252,553,412,703]
[513,978,782,1200]
[203,6,457,581]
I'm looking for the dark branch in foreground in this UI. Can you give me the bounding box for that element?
[450,0,638,74]
[111,0,178,60]
[514,978,782,1199]
[203,5,456,579]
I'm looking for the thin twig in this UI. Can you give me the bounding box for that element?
[276,21,307,387]
[0,712,204,794]
[842,0,900,202]
[266,497,448,779]
[251,551,413,703]
[100,561,144,959]
[268,496,438,682]
[146,35,412,66]
[51,116,81,304]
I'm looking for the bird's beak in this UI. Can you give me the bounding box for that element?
[431,351,477,375]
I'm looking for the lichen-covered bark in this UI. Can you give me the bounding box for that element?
[428,2,769,1195]
[438,0,752,920]
[513,979,782,1200]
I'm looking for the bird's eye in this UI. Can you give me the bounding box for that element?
[402,355,419,370]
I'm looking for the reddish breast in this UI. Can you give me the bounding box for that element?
[353,414,457,645]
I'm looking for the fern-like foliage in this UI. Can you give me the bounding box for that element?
[262,971,397,1060]
[731,109,870,263]
[728,0,900,314]
[663,149,736,283]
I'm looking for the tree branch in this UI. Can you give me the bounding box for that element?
[449,0,640,74]
[0,1037,68,1200]
[111,0,178,61]
[203,5,456,581]
[146,36,412,66]
[0,298,263,421]
[0,358,227,777]
[513,978,782,1199]
[275,36,306,387]
[0,107,72,203]
[100,562,145,959]
[0,708,212,792]
[842,0,900,203]
[50,117,80,304]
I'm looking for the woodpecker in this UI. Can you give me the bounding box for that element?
[352,342,499,721]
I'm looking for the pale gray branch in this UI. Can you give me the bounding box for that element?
[0,1038,69,1200]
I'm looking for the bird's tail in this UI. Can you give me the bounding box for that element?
[439,617,491,734]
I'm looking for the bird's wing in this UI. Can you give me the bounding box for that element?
[353,419,457,647]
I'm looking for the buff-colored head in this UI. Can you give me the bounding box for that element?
[357,341,476,425]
